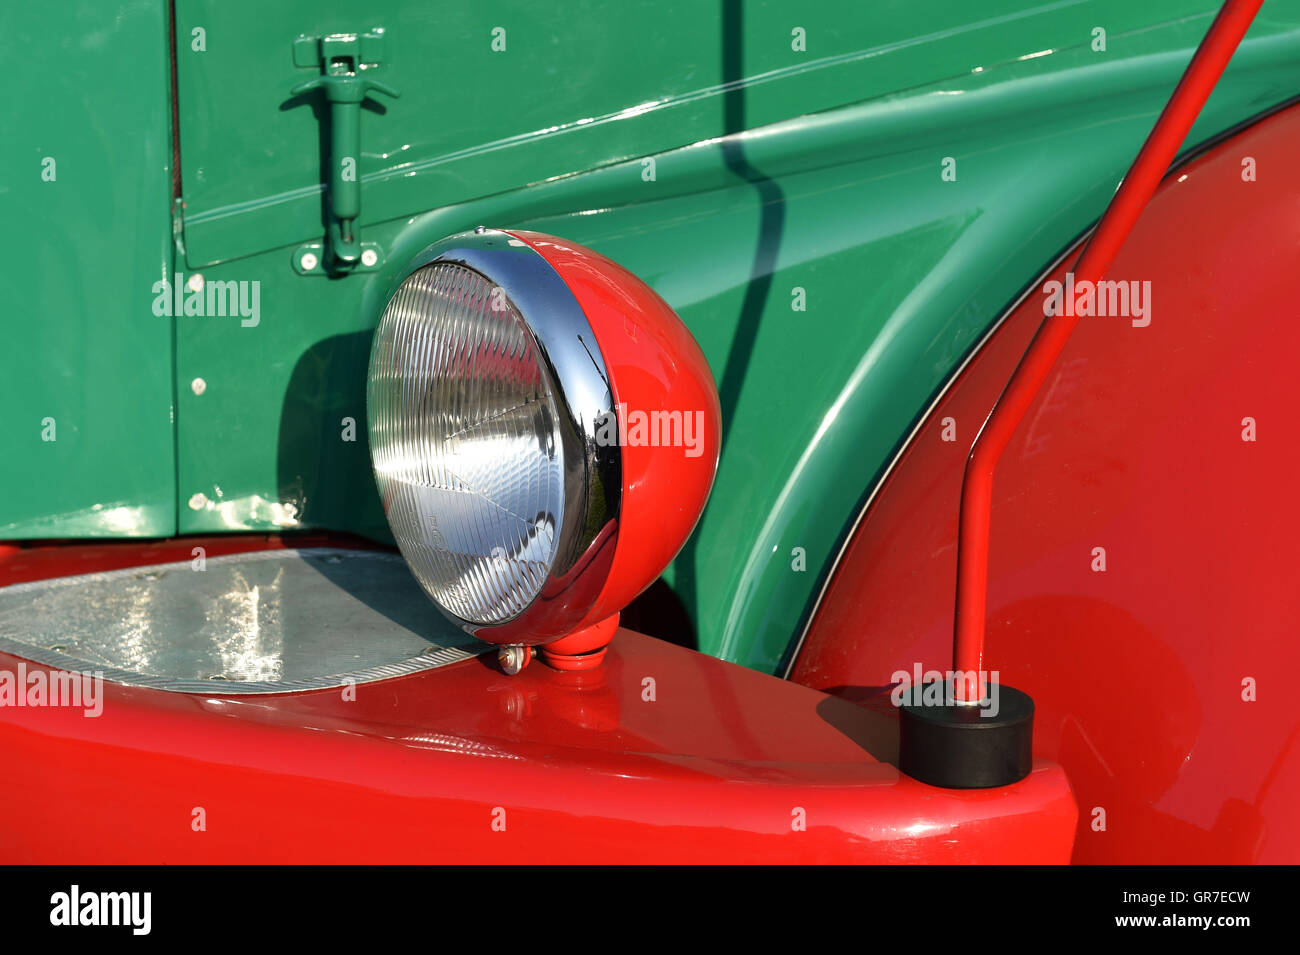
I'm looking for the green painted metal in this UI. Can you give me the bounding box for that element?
[171,1,1300,673]
[174,0,1230,267]
[10,1,1296,683]
[0,1,176,538]
[520,12,1300,674]
[173,1,1300,674]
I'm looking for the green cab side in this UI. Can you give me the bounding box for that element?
[5,1,1299,673]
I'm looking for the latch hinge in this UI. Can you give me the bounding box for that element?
[289,29,399,275]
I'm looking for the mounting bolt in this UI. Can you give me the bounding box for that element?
[187,273,204,292]
[188,492,209,511]
[299,251,319,272]
[191,377,206,396]
[498,644,532,675]
[360,248,378,268]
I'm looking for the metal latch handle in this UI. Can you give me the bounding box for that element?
[290,72,399,267]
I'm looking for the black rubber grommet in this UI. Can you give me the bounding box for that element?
[899,683,1034,789]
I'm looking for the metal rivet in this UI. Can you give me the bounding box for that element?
[188,492,208,510]
[187,273,205,292]
[300,251,319,272]
[191,377,206,396]
[360,249,378,268]
[474,225,487,233]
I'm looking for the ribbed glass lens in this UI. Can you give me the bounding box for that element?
[367,262,564,625]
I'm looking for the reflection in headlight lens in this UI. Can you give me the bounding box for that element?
[367,262,564,624]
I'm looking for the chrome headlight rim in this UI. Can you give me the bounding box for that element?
[366,227,622,642]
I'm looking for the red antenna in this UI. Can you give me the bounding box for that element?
[952,0,1264,703]
[900,0,1264,789]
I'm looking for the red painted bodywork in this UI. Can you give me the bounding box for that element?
[792,104,1300,863]
[951,0,1262,697]
[0,536,1073,863]
[509,231,722,643]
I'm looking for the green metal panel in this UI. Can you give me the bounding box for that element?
[521,14,1300,675]
[0,1,176,538]
[170,1,1300,673]
[173,0,1219,267]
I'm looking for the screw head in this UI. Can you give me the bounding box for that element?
[300,251,319,272]
[360,248,379,268]
[188,492,208,511]
[498,645,531,675]
[191,377,206,396]
[187,273,205,292]
[474,225,487,234]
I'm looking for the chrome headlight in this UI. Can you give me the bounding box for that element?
[367,228,720,658]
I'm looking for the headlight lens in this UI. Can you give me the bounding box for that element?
[367,261,565,625]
